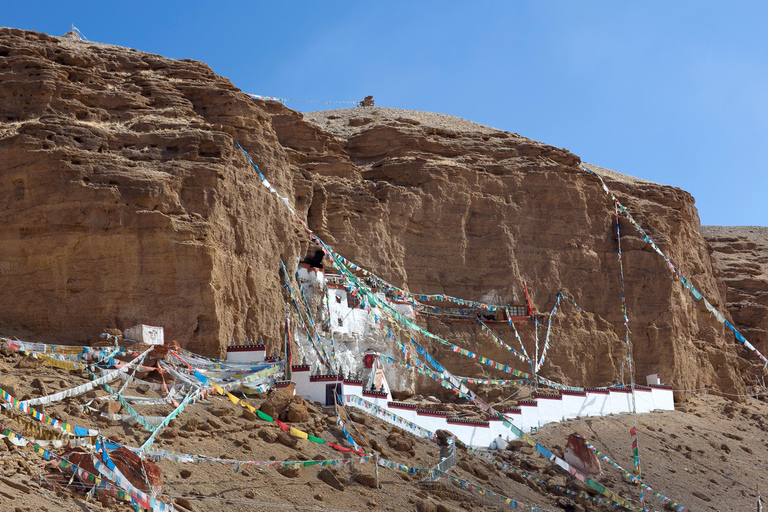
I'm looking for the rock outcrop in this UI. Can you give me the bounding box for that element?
[275,106,749,394]
[0,28,302,355]
[703,226,768,363]
[0,28,755,393]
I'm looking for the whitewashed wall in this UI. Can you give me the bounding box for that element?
[226,346,266,363]
[335,385,675,448]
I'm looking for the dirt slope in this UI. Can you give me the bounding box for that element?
[1,346,766,511]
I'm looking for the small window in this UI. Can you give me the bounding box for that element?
[347,293,361,309]
[338,317,344,327]
[335,294,342,304]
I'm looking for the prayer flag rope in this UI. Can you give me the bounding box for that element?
[536,293,561,372]
[0,423,149,509]
[280,261,332,371]
[428,468,552,511]
[507,314,531,361]
[0,386,98,437]
[455,439,620,509]
[613,200,643,496]
[19,347,153,407]
[478,319,531,364]
[347,395,437,440]
[574,434,689,512]
[582,164,768,365]
[189,370,367,457]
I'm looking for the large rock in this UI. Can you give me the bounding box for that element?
[259,385,295,419]
[286,403,309,423]
[702,226,768,358]
[563,434,601,477]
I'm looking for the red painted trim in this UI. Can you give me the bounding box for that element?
[310,375,343,382]
[585,388,610,395]
[648,384,673,390]
[275,381,293,388]
[416,409,447,417]
[634,386,653,392]
[487,416,502,421]
[343,379,363,386]
[503,408,522,415]
[608,387,632,394]
[388,401,418,410]
[291,365,310,372]
[447,418,490,428]
[363,391,388,399]
[534,393,562,400]
[327,283,345,290]
[517,400,538,407]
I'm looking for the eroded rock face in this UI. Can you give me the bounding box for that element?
[0,29,753,393]
[273,106,749,394]
[0,28,302,356]
[702,226,768,359]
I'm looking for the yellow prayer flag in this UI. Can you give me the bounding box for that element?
[289,426,308,439]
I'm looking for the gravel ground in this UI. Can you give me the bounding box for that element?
[582,162,659,186]
[304,106,505,137]
[701,225,768,238]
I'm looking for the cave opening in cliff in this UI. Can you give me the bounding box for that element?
[301,245,326,269]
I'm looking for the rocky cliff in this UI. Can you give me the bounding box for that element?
[0,28,755,393]
[0,28,303,355]
[703,226,768,376]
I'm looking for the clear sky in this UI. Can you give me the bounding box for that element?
[4,2,767,226]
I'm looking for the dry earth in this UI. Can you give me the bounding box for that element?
[1,347,767,512]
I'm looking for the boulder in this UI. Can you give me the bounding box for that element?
[563,433,601,477]
[354,473,378,488]
[260,385,295,419]
[277,431,300,449]
[317,468,344,491]
[286,403,309,423]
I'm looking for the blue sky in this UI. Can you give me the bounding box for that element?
[4,2,767,226]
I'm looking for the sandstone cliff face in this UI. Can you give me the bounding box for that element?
[703,226,768,366]
[0,28,302,355]
[0,29,752,392]
[274,107,750,394]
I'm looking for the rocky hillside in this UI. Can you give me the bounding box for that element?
[0,28,759,393]
[0,344,766,512]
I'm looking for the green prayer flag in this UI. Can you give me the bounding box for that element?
[257,410,273,422]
